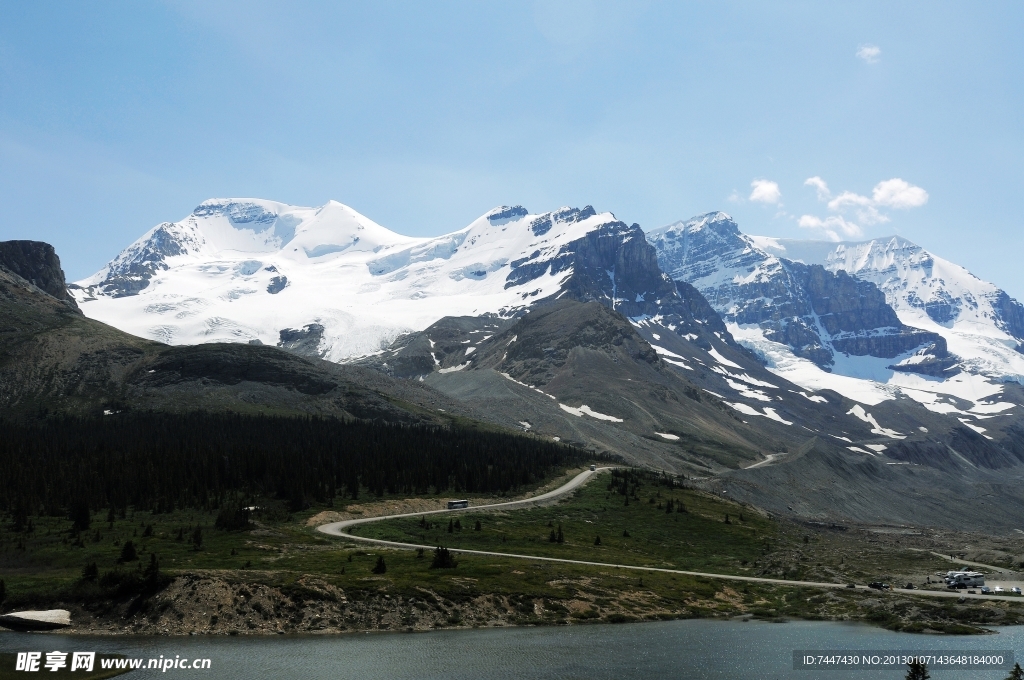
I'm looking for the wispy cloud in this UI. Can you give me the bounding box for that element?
[797,215,862,241]
[727,189,743,204]
[804,176,830,201]
[856,44,881,64]
[749,179,781,204]
[799,176,928,239]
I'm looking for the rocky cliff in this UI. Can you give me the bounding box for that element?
[0,240,80,310]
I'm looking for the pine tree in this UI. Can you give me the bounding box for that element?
[556,524,564,544]
[118,540,137,563]
[372,555,387,574]
[549,529,557,542]
[594,536,601,546]
[623,529,630,537]
[724,514,731,524]
[454,519,462,531]
[1005,662,1024,680]
[143,553,160,590]
[0,578,6,604]
[69,499,90,533]
[82,562,99,581]
[905,659,930,680]
[474,520,481,531]
[448,519,454,533]
[192,526,203,550]
[430,546,458,569]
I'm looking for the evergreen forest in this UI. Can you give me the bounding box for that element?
[0,413,586,518]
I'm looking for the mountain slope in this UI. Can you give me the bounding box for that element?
[647,213,1023,432]
[759,235,1024,381]
[0,241,479,424]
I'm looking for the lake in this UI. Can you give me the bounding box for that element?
[2,619,1023,679]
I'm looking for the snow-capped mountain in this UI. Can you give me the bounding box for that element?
[73,199,721,362]
[647,211,1024,419]
[757,235,1024,381]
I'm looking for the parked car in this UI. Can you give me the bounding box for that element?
[981,586,992,594]
[846,583,857,589]
[994,587,1004,593]
[1011,587,1022,595]
[868,582,885,590]
[968,590,977,594]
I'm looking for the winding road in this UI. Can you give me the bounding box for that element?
[317,467,1024,604]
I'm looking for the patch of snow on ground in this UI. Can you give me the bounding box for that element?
[830,435,852,442]
[655,432,679,440]
[651,345,686,360]
[707,347,743,369]
[662,358,693,370]
[865,444,887,452]
[847,404,906,439]
[725,402,793,424]
[728,323,896,405]
[499,372,556,399]
[712,365,778,388]
[969,401,1016,415]
[438,362,470,374]
[958,418,990,438]
[559,403,624,422]
[797,391,828,403]
[703,389,725,398]
[847,446,874,455]
[465,346,476,355]
[519,421,531,430]
[725,378,772,401]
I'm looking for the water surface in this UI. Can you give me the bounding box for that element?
[2,619,1022,679]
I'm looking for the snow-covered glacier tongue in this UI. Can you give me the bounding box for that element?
[647,211,1024,418]
[73,199,698,363]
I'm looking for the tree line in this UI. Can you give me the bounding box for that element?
[0,412,586,517]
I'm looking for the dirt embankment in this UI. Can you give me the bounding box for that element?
[53,572,687,636]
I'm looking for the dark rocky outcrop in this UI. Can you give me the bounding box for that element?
[992,290,1024,341]
[647,215,950,371]
[507,218,739,352]
[96,223,192,297]
[278,324,326,359]
[0,240,79,310]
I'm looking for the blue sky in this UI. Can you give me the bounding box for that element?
[1,1,1021,296]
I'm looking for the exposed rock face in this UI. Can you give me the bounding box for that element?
[647,213,950,372]
[92,223,197,297]
[510,219,738,351]
[278,324,327,359]
[356,316,507,379]
[0,240,80,310]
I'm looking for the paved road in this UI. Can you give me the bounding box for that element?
[316,468,1024,605]
[318,467,604,538]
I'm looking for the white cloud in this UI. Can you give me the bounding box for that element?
[798,215,863,241]
[827,190,872,211]
[727,189,743,204]
[749,179,781,204]
[804,176,830,201]
[872,178,929,208]
[799,176,927,237]
[856,44,881,64]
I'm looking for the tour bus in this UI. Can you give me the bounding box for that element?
[945,571,985,588]
[447,499,469,509]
